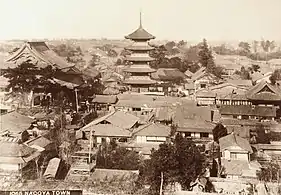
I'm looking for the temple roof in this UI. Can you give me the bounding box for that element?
[125,12,155,40]
[6,41,74,71]
[246,81,281,101]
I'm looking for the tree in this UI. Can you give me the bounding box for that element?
[198,39,224,78]
[251,64,260,72]
[212,123,228,143]
[255,124,270,144]
[234,66,251,80]
[257,161,280,182]
[96,142,140,170]
[210,159,218,177]
[198,39,214,68]
[269,69,281,85]
[177,40,187,48]
[238,42,251,54]
[144,133,207,194]
[261,39,275,61]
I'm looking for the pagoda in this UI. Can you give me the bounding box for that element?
[123,12,157,93]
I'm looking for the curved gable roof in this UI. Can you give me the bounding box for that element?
[6,42,74,70]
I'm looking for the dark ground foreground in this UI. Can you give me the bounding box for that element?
[0,179,149,195]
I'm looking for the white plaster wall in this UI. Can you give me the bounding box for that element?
[0,163,20,171]
[236,153,249,161]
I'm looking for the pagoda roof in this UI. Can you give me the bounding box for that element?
[123,65,156,73]
[123,76,157,85]
[125,12,155,40]
[125,27,155,40]
[125,45,154,51]
[126,56,154,62]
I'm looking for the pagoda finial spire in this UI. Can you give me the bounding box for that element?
[139,10,143,28]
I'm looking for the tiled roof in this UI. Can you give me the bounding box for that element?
[24,136,52,148]
[105,111,139,129]
[218,93,248,100]
[226,79,252,87]
[0,142,37,158]
[246,81,281,101]
[0,111,33,134]
[155,106,176,121]
[219,133,253,153]
[151,68,186,81]
[196,89,216,98]
[92,124,131,137]
[125,56,155,62]
[219,105,276,117]
[123,65,156,73]
[125,24,155,40]
[220,118,276,128]
[6,42,74,70]
[92,95,118,104]
[82,110,139,131]
[225,126,250,138]
[221,159,252,176]
[174,103,215,132]
[125,45,154,51]
[191,67,206,81]
[133,123,170,137]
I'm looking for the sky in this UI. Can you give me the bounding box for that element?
[0,0,281,42]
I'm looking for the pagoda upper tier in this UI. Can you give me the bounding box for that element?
[125,21,155,41]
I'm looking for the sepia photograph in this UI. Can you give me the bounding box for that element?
[0,0,281,194]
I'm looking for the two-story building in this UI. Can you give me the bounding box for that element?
[219,133,261,179]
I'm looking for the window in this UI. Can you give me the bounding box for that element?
[200,133,209,138]
[132,107,141,111]
[241,115,249,120]
[185,132,191,137]
[230,153,237,160]
[200,84,207,88]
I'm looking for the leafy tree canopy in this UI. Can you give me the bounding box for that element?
[2,61,58,93]
[141,133,207,193]
[198,39,225,78]
[212,123,228,143]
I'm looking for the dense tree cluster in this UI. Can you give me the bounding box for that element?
[150,44,200,73]
[2,62,56,93]
[96,44,118,57]
[213,39,280,61]
[257,161,280,182]
[198,39,225,78]
[269,69,281,85]
[139,133,207,194]
[52,44,85,65]
[96,140,140,170]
